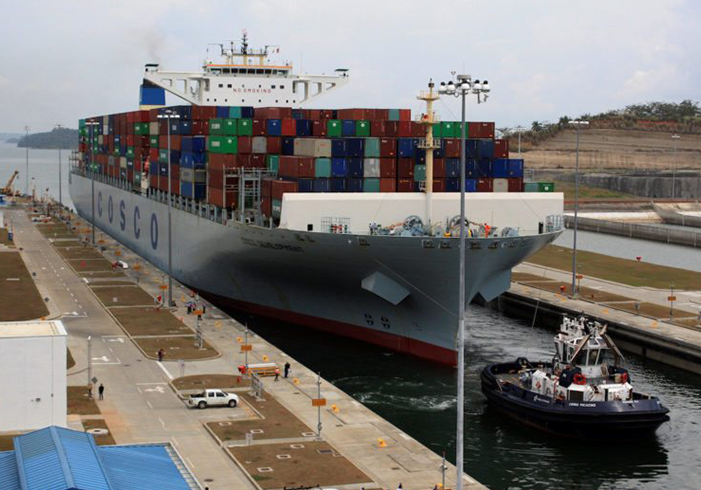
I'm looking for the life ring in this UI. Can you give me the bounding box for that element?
[621,372,628,384]
[573,373,587,385]
[535,381,542,390]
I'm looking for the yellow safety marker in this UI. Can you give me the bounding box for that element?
[651,321,659,328]
[293,377,300,385]
[240,344,252,352]
[312,398,326,407]
[236,336,243,343]
[181,294,186,302]
[215,321,222,328]
[262,355,269,362]
[377,438,387,448]
[603,308,609,314]
[331,404,339,413]
[160,285,168,291]
[114,250,121,256]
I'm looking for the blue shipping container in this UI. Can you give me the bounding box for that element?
[342,120,356,136]
[282,137,295,156]
[192,136,206,153]
[465,179,477,192]
[313,179,330,192]
[296,120,312,137]
[445,159,460,178]
[298,178,314,192]
[181,137,193,152]
[507,159,524,178]
[216,106,229,118]
[347,158,363,178]
[266,119,282,136]
[331,158,348,177]
[181,152,206,169]
[346,178,363,192]
[330,178,346,192]
[170,150,181,164]
[466,139,479,159]
[241,107,254,118]
[476,158,491,178]
[345,138,364,158]
[492,158,509,178]
[397,138,415,158]
[478,139,494,159]
[446,178,459,192]
[331,139,347,157]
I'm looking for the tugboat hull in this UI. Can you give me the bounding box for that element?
[481,362,670,441]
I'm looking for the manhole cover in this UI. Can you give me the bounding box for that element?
[276,454,291,460]
[290,444,304,449]
[87,428,109,436]
[317,449,333,454]
[257,467,274,473]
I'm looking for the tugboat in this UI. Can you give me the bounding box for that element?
[481,316,670,440]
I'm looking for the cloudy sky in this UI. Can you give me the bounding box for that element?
[1,0,700,133]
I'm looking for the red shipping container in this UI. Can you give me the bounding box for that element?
[252,119,266,136]
[159,176,168,190]
[444,139,460,158]
[126,112,135,124]
[260,195,272,216]
[337,108,364,120]
[135,135,149,148]
[158,135,181,151]
[432,179,445,192]
[250,154,266,168]
[379,178,396,192]
[308,109,322,121]
[208,153,235,170]
[397,179,414,192]
[238,136,252,154]
[272,179,298,200]
[297,157,315,177]
[193,106,217,121]
[399,109,411,121]
[477,178,493,192]
[136,110,151,123]
[397,121,412,137]
[384,121,398,137]
[149,148,159,161]
[208,168,223,188]
[255,107,292,119]
[468,122,495,139]
[149,109,159,122]
[319,110,334,120]
[150,175,159,189]
[134,160,142,173]
[432,158,445,178]
[262,178,274,197]
[266,137,281,154]
[370,121,386,137]
[508,178,524,192]
[208,188,237,208]
[379,138,397,158]
[125,134,135,146]
[312,120,328,137]
[279,156,300,177]
[494,139,509,158]
[127,169,134,182]
[410,122,425,137]
[374,109,390,121]
[281,118,297,136]
[159,121,168,135]
[380,158,396,178]
[192,120,209,135]
[236,155,251,168]
[398,158,414,179]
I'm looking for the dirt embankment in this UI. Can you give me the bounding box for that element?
[519,129,701,171]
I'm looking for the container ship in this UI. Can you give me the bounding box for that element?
[69,36,563,365]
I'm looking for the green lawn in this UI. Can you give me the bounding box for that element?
[553,180,638,200]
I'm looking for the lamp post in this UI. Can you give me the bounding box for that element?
[157,109,180,307]
[515,125,524,156]
[24,126,30,197]
[438,74,490,490]
[55,124,64,207]
[671,134,680,199]
[569,120,589,296]
[85,121,100,245]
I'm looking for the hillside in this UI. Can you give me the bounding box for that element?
[16,127,78,150]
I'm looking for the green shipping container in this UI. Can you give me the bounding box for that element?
[327,120,342,137]
[79,119,86,129]
[363,178,380,192]
[229,106,242,119]
[356,120,370,137]
[454,122,466,138]
[134,172,142,185]
[149,135,159,147]
[538,182,555,192]
[314,158,331,178]
[414,164,426,182]
[388,109,400,121]
[159,149,168,162]
[363,138,380,158]
[208,136,237,154]
[209,118,225,135]
[134,123,149,135]
[432,123,442,138]
[237,119,253,136]
[524,182,540,192]
[126,147,135,158]
[79,128,87,137]
[441,122,456,138]
[272,199,282,218]
[266,155,279,174]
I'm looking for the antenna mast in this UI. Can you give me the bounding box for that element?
[417,80,441,234]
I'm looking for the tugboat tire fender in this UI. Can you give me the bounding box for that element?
[573,373,587,385]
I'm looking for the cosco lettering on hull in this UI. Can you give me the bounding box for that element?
[97,192,158,250]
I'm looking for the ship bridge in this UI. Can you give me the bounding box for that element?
[141,34,349,108]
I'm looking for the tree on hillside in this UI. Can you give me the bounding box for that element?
[531,121,543,132]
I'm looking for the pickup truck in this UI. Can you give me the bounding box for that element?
[187,389,239,409]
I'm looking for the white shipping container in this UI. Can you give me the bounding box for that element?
[149,122,159,136]
[493,178,509,193]
[120,157,128,169]
[252,136,267,154]
[363,158,380,178]
[294,138,332,158]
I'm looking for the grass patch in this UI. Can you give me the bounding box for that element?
[553,180,639,201]
[228,441,371,490]
[174,374,249,391]
[527,245,701,290]
[603,301,697,319]
[82,419,116,446]
[92,286,154,306]
[79,271,126,278]
[110,306,192,336]
[86,280,134,286]
[134,336,219,360]
[207,393,312,442]
[521,280,634,303]
[0,251,49,321]
[56,247,104,260]
[512,272,554,283]
[52,239,83,248]
[0,228,15,247]
[67,258,115,272]
[68,386,100,415]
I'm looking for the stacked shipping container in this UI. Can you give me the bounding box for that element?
[79,105,532,218]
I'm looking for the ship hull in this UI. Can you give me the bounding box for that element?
[69,173,559,365]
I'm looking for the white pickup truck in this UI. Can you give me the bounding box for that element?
[187,389,239,409]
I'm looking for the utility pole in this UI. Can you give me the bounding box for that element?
[671,134,680,199]
[569,120,589,297]
[56,124,64,206]
[24,126,30,197]
[317,372,322,438]
[87,335,93,398]
[515,125,524,155]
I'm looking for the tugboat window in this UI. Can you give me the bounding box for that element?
[588,350,599,366]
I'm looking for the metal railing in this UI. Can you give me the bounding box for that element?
[565,215,701,248]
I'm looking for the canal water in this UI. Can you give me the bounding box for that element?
[243,306,701,490]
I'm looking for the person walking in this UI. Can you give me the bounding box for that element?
[284,362,291,378]
[274,367,280,382]
[98,383,105,401]
[158,348,165,362]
